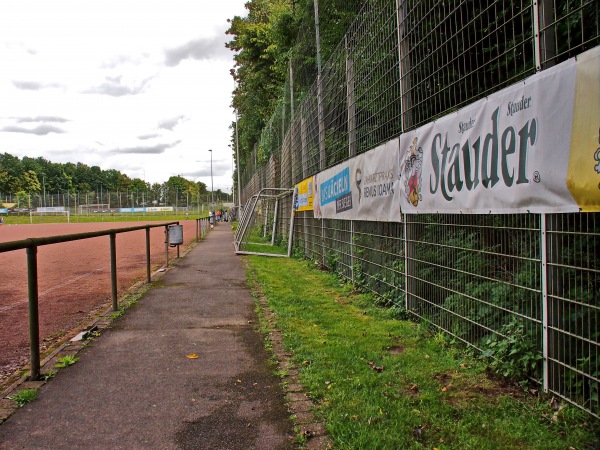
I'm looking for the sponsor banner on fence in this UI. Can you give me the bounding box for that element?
[566,46,600,212]
[119,207,146,213]
[36,207,66,212]
[0,208,7,214]
[399,47,600,214]
[146,206,174,212]
[314,139,401,221]
[294,176,315,211]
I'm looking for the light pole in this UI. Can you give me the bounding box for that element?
[209,149,214,207]
[42,174,46,208]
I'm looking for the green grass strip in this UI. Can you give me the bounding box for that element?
[246,255,599,450]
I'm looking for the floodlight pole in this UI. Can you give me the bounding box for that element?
[209,149,214,206]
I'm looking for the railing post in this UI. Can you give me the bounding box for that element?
[26,246,41,381]
[176,222,180,259]
[164,225,169,268]
[110,233,118,311]
[145,227,151,283]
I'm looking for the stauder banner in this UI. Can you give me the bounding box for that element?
[399,46,600,214]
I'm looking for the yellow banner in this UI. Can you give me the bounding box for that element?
[294,176,315,211]
[567,46,600,212]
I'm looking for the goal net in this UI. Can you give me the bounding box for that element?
[29,210,70,224]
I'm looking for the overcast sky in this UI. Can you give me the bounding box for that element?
[0,0,246,192]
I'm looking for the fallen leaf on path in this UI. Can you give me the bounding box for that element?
[186,354,199,359]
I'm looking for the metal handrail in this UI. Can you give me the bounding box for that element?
[0,222,178,253]
[0,221,180,381]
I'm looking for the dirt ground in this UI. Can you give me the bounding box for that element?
[0,221,198,386]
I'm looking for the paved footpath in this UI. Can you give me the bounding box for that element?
[0,223,296,449]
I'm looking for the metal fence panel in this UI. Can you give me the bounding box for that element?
[237,0,600,418]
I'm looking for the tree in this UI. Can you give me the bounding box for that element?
[22,170,42,194]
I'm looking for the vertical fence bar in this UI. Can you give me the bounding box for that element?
[350,220,354,283]
[403,213,411,312]
[26,246,41,380]
[345,35,357,158]
[145,227,151,283]
[110,233,118,311]
[313,0,326,170]
[540,213,549,392]
[532,0,542,72]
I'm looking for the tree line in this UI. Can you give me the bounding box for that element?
[226,0,361,176]
[0,152,230,206]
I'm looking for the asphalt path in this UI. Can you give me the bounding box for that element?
[0,223,296,449]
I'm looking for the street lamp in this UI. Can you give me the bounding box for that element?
[208,149,214,206]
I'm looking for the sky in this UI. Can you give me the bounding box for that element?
[0,0,247,193]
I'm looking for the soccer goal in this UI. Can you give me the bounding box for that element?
[234,188,295,257]
[30,209,70,224]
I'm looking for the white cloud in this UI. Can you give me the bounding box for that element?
[0,0,246,190]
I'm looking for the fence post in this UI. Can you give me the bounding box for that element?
[350,220,354,283]
[403,213,413,312]
[540,213,549,392]
[322,218,325,267]
[110,233,118,311]
[313,0,326,171]
[346,35,357,158]
[145,228,151,283]
[396,0,411,131]
[26,246,41,380]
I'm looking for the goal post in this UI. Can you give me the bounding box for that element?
[234,188,294,257]
[30,208,70,224]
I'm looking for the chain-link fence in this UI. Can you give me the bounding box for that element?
[239,0,599,417]
[0,190,224,217]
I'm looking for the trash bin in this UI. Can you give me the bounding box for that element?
[168,224,183,247]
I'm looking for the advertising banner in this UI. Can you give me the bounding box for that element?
[314,139,401,221]
[119,207,146,213]
[37,207,66,212]
[294,176,315,211]
[399,47,599,214]
[146,207,174,212]
[566,46,600,212]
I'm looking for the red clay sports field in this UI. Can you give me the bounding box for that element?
[0,221,198,385]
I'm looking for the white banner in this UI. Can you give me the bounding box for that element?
[399,54,583,214]
[314,139,401,221]
[37,207,66,212]
[146,206,174,212]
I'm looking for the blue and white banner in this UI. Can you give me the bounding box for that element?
[119,207,146,213]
